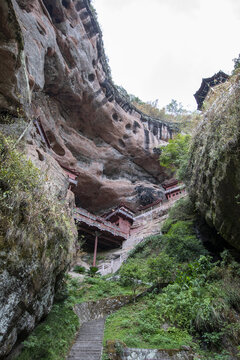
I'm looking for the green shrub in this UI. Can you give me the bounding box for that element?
[119,259,145,298]
[147,252,176,284]
[128,234,163,259]
[159,133,191,181]
[73,265,86,274]
[161,196,196,233]
[87,266,99,277]
[164,221,208,262]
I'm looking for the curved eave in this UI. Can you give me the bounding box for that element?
[194,71,229,110]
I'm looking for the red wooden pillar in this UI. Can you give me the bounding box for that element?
[93,232,99,267]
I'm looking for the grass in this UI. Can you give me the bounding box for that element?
[103,253,240,358]
[16,302,79,360]
[103,296,194,350]
[79,276,133,302]
[102,198,240,359]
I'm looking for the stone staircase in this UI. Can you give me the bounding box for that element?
[67,297,131,360]
[67,318,105,360]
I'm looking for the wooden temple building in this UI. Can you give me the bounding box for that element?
[162,179,186,200]
[194,71,229,110]
[74,205,134,266]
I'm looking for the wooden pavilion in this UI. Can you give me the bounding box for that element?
[194,71,229,110]
[74,204,134,266]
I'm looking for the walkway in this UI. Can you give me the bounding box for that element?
[67,296,193,360]
[67,297,131,360]
[97,208,168,276]
[67,319,105,360]
[97,195,186,276]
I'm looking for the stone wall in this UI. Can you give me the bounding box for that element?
[74,295,132,323]
[121,347,194,360]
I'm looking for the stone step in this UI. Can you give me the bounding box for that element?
[71,347,102,356]
[70,344,102,348]
[67,318,105,360]
[74,337,103,340]
[68,356,101,359]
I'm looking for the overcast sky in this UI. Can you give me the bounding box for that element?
[92,0,240,111]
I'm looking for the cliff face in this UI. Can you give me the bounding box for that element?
[0,0,178,356]
[0,134,76,358]
[188,78,240,250]
[0,0,176,214]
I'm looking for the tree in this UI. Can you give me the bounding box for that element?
[166,99,185,116]
[159,134,191,181]
[147,252,176,286]
[232,53,240,74]
[119,260,143,300]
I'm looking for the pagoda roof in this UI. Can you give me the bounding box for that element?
[194,71,229,110]
[102,203,135,223]
[104,205,134,224]
[162,178,179,190]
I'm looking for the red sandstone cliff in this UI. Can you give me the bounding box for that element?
[0,1,180,356]
[0,0,177,213]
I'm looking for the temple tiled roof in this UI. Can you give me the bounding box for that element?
[194,71,229,110]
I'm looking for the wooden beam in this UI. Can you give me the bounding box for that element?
[84,237,118,249]
[77,226,123,245]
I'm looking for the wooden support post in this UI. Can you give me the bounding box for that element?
[93,231,101,267]
[93,234,98,267]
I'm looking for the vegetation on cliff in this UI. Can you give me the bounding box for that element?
[116,84,199,133]
[0,133,76,357]
[103,198,240,359]
[159,133,191,181]
[188,74,240,249]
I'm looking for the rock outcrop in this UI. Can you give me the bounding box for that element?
[188,78,240,250]
[0,134,76,358]
[0,0,178,356]
[0,0,177,214]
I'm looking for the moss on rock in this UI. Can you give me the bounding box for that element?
[0,134,76,357]
[188,75,240,249]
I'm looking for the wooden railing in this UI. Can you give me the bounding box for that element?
[73,207,128,239]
